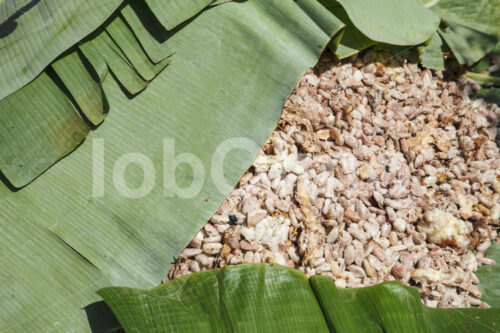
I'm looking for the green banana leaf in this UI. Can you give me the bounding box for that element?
[0,3,172,188]
[120,0,172,64]
[428,0,499,66]
[2,0,498,190]
[335,0,440,45]
[477,241,500,307]
[296,0,345,43]
[315,0,500,69]
[471,42,500,74]
[1,0,499,331]
[438,22,498,65]
[51,51,108,126]
[144,0,214,30]
[428,0,500,37]
[319,0,377,59]
[0,0,122,101]
[466,72,500,86]
[0,0,340,331]
[0,72,91,188]
[419,32,445,70]
[99,264,500,332]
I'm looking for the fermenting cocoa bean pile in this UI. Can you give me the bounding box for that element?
[166,53,500,308]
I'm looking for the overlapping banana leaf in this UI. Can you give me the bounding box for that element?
[99,264,500,332]
[0,0,175,188]
[0,0,122,100]
[335,0,440,45]
[428,0,499,66]
[1,0,500,331]
[428,0,500,37]
[2,0,499,189]
[318,0,440,59]
[471,42,500,75]
[317,0,499,69]
[467,40,500,106]
[144,0,213,30]
[0,0,343,331]
[319,0,376,59]
[419,32,445,70]
[438,22,498,66]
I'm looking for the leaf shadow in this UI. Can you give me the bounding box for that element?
[84,301,123,333]
[0,170,18,192]
[0,0,41,38]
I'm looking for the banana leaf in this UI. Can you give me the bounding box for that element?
[319,0,376,59]
[428,0,500,37]
[335,0,440,45]
[120,0,172,64]
[466,73,500,86]
[0,72,91,188]
[471,42,500,74]
[0,2,173,188]
[438,22,498,65]
[0,0,341,331]
[51,50,108,126]
[99,264,500,332]
[144,0,214,30]
[0,0,122,100]
[419,32,445,70]
[477,241,500,307]
[428,0,499,66]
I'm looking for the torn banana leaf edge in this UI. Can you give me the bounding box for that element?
[0,0,205,189]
